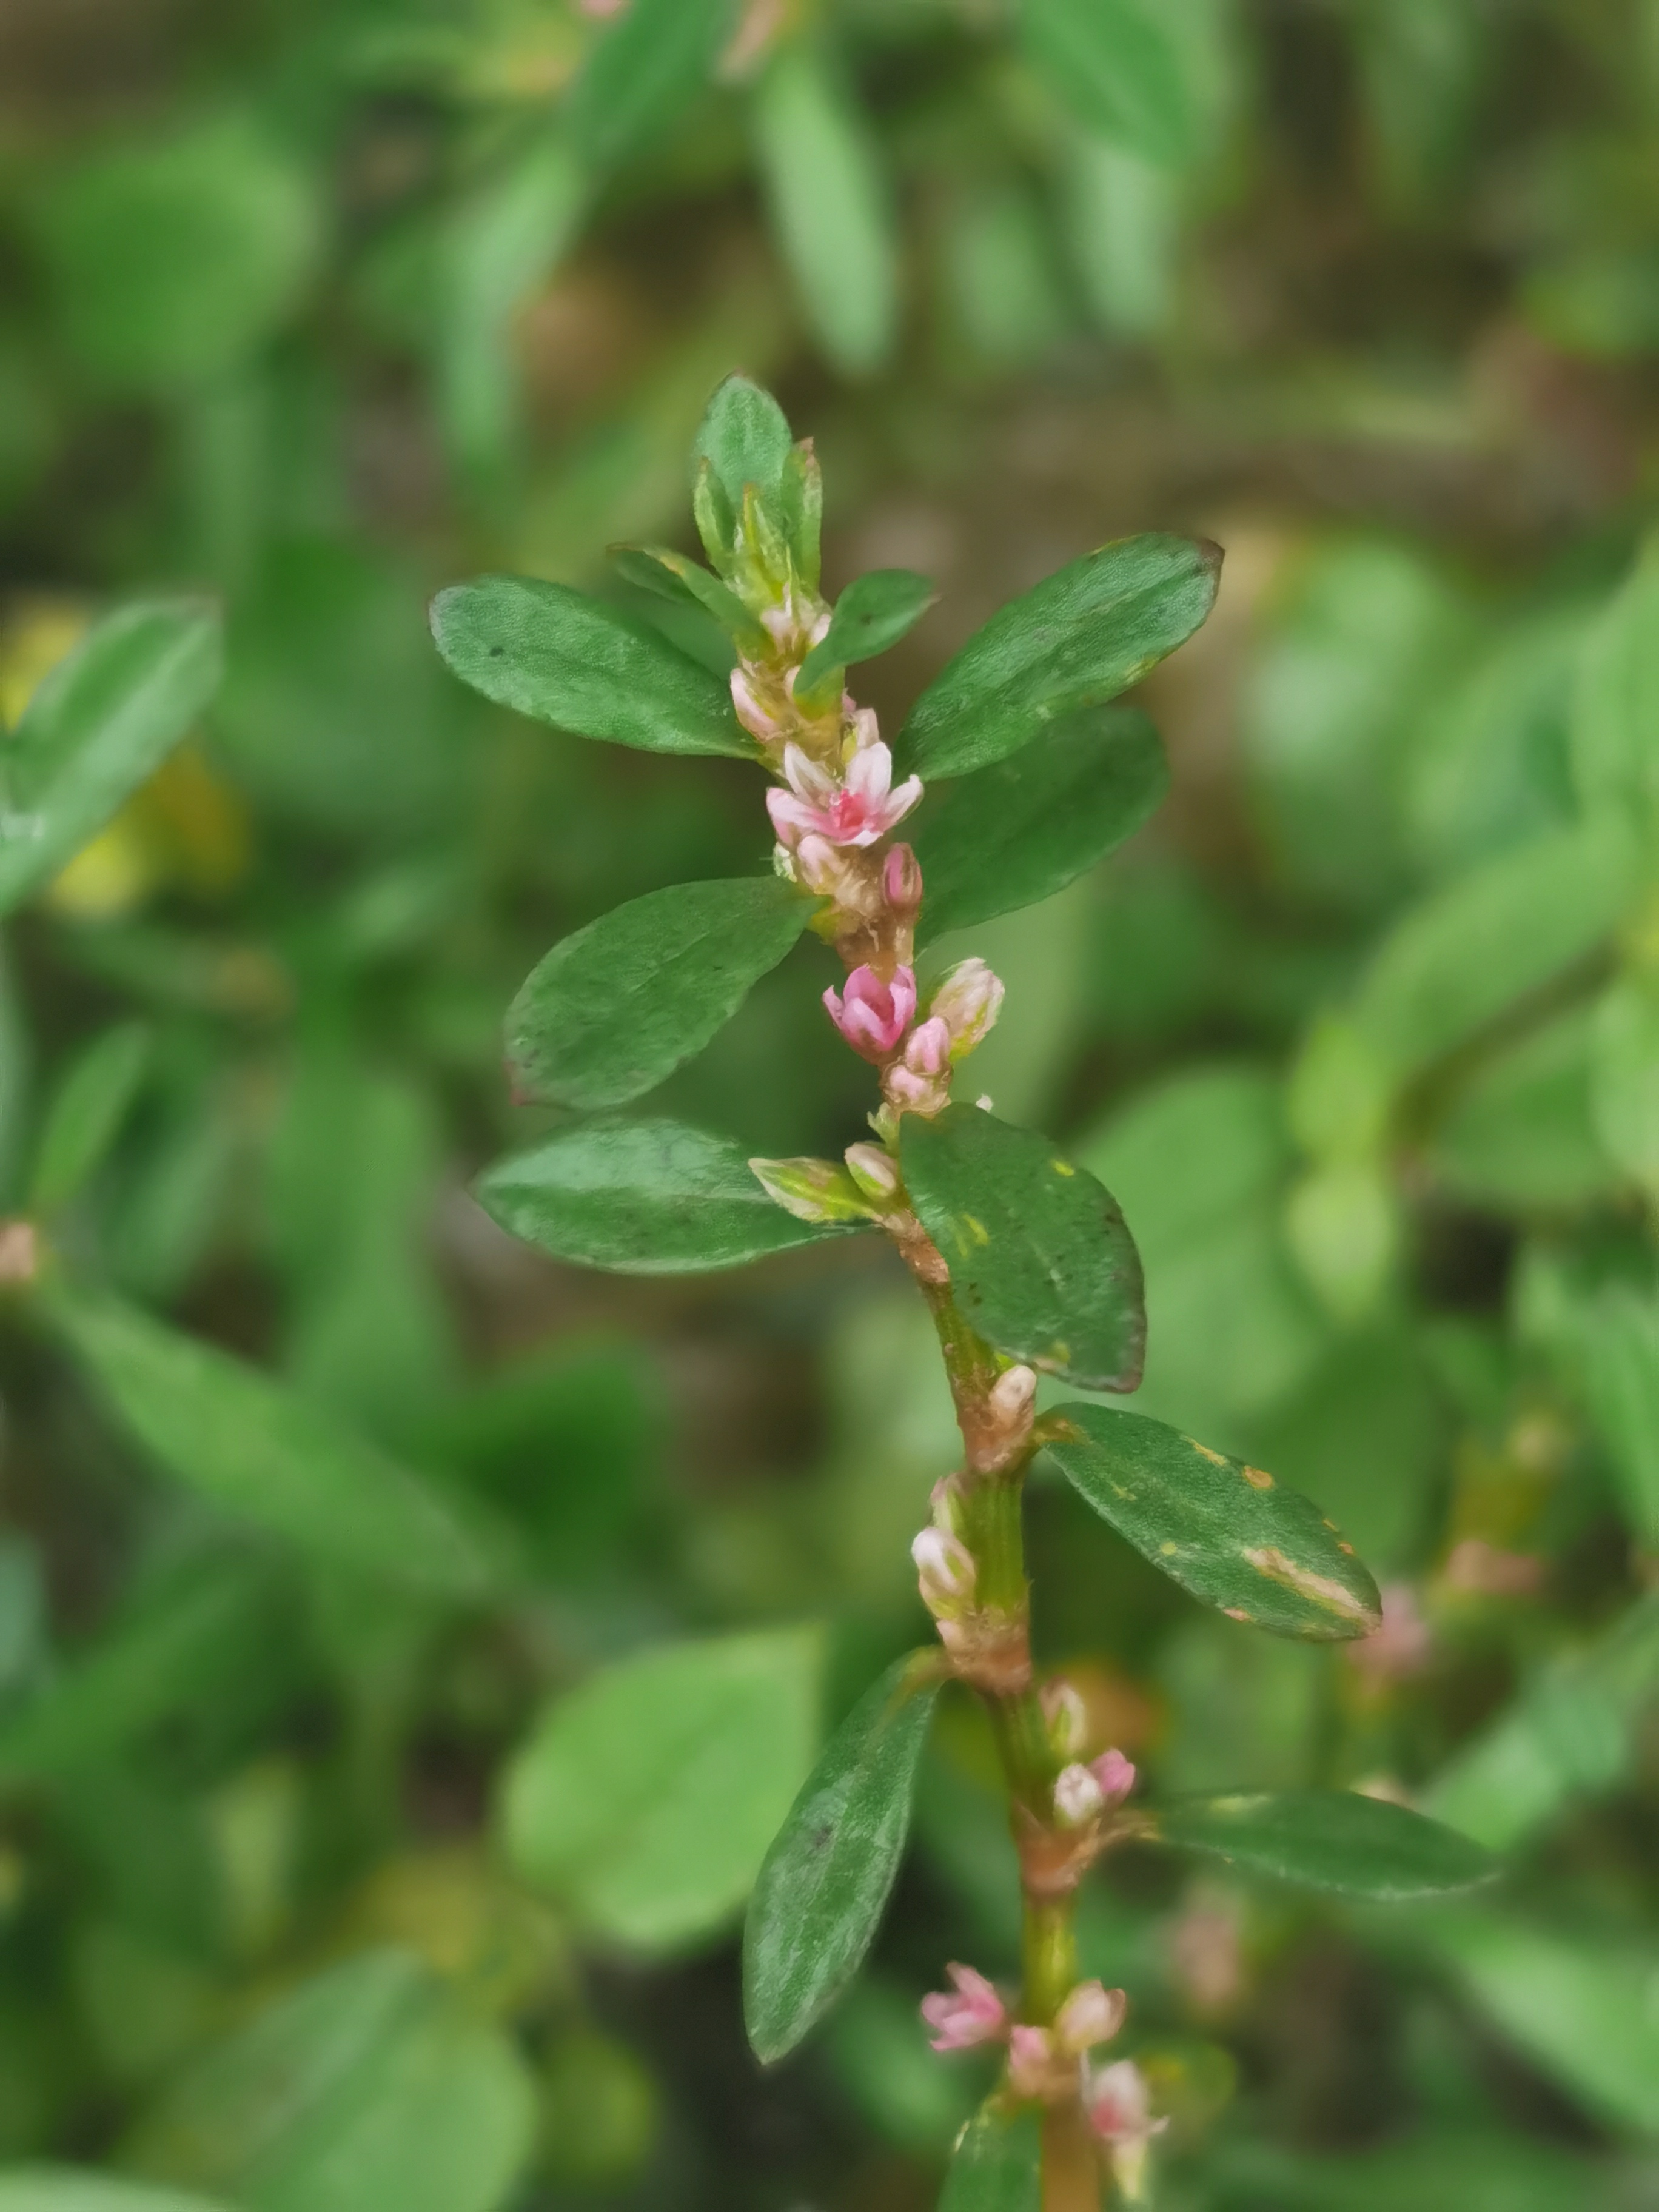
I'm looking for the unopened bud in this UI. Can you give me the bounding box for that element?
[844,1142,900,1204]
[1053,1761,1105,1829]
[883,842,923,919]
[748,1156,872,1225]
[928,958,1004,1061]
[1007,2024,1057,2101]
[1039,1679,1090,1759]
[1091,1748,1137,1808]
[730,665,781,743]
[1054,1980,1127,2055]
[912,1525,976,1609]
[988,1364,1036,1424]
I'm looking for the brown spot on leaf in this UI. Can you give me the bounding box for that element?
[1193,1442,1228,1467]
[1241,1464,1273,1490]
[1243,1546,1379,1627]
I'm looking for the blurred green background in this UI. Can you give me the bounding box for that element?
[0,1,1657,2207]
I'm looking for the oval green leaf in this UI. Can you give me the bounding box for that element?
[796,568,935,702]
[743,1652,942,2065]
[0,600,223,916]
[124,1949,535,2212]
[692,371,794,518]
[479,1118,869,1274]
[1042,1404,1381,1640]
[1151,1789,1498,1899]
[1021,0,1201,170]
[753,45,899,381]
[429,575,751,758]
[507,877,814,1111]
[606,545,763,648]
[940,2103,1043,2212]
[898,534,1219,780]
[900,1106,1145,1391]
[49,1290,511,1600]
[566,0,736,175]
[913,706,1168,944]
[503,1628,821,1951]
[29,1020,150,1212]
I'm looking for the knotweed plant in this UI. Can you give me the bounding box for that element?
[432,380,1497,2211]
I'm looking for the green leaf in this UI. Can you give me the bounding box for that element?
[899,535,1220,779]
[125,1949,536,2212]
[429,577,750,758]
[1590,973,1659,1193]
[503,1627,821,1950]
[1151,1790,1496,1899]
[743,1652,942,2064]
[1020,0,1201,170]
[606,545,765,649]
[752,46,899,380]
[1429,1005,1615,1213]
[507,877,813,1112]
[1042,1405,1381,1640]
[795,569,936,702]
[1351,816,1637,1081]
[913,706,1167,944]
[49,1290,511,1599]
[1424,1912,1659,2136]
[0,2176,232,2212]
[899,1106,1145,1391]
[1570,534,1659,825]
[939,2102,1043,2212]
[29,115,321,395]
[691,372,794,522]
[29,1021,149,1212]
[0,601,223,916]
[1580,1285,1659,1546]
[479,1119,868,1274]
[779,440,824,593]
[566,0,736,175]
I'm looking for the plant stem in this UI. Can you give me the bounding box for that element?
[916,1274,1101,2212]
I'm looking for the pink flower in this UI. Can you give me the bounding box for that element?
[767,739,922,850]
[921,1963,1006,2051]
[823,965,917,1060]
[1054,1980,1127,2054]
[1091,1748,1137,1808]
[882,1014,954,1114]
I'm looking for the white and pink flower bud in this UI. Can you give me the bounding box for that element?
[1039,1679,1090,1760]
[928,957,1004,1062]
[988,1363,1036,1425]
[882,1012,954,1114]
[920,1962,1007,2052]
[1054,1980,1127,2055]
[1084,2059,1168,2200]
[1007,2023,1057,2100]
[912,1525,976,1610]
[823,965,917,1061]
[731,666,782,743]
[792,834,883,922]
[1091,1748,1137,1808]
[1346,1581,1432,1689]
[883,842,923,920]
[1053,1761,1106,1829]
[843,1142,900,1205]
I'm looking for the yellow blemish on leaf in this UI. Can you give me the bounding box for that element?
[1224,1607,1250,1623]
[1051,1158,1076,1178]
[1243,1546,1378,1626]
[1241,1464,1274,1490]
[1159,1541,1178,1557]
[1049,1341,1070,1367]
[960,1214,990,1247]
[1338,1540,1355,1555]
[1193,1443,1228,1467]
